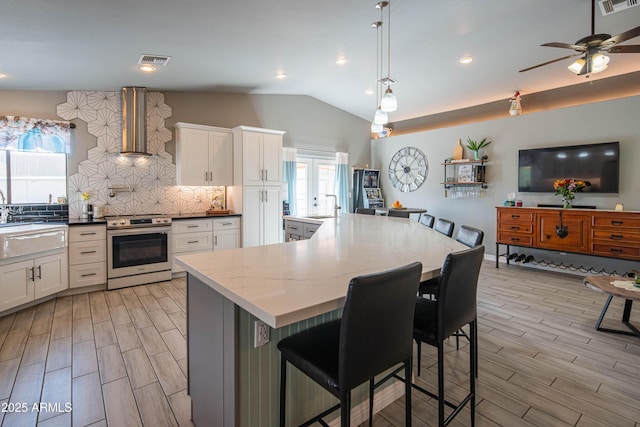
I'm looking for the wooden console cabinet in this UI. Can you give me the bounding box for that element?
[496,207,640,267]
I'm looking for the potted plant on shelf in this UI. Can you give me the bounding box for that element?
[466,137,492,160]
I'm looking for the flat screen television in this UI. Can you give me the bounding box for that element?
[518,142,619,193]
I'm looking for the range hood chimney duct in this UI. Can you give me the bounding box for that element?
[121,86,150,156]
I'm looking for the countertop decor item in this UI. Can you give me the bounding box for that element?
[553,178,589,208]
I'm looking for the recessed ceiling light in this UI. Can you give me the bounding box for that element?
[138,64,157,72]
[336,57,348,65]
[0,73,7,78]
[459,56,474,64]
[365,88,374,95]
[275,73,287,79]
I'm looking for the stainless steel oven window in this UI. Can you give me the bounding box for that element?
[111,232,168,268]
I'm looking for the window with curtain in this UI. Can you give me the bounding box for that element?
[0,116,70,204]
[295,154,336,216]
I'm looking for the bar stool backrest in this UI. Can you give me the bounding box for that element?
[388,210,410,218]
[420,214,435,228]
[355,208,375,215]
[456,225,484,248]
[434,218,455,237]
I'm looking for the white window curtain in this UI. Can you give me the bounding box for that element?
[282,147,297,215]
[0,116,72,153]
[335,152,349,215]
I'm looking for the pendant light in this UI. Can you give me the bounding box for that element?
[379,0,397,112]
[371,16,387,130]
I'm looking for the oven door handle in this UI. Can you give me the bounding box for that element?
[108,227,171,236]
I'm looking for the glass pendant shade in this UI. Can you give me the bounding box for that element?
[380,87,397,112]
[373,108,388,125]
[509,98,522,116]
[371,121,383,133]
[568,57,586,74]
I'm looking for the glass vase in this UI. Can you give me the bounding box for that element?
[562,197,572,209]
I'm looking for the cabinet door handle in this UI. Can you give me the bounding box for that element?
[511,215,520,219]
[289,226,299,230]
[265,170,268,181]
[81,272,97,278]
[221,222,232,226]
[36,265,42,280]
[187,240,200,244]
[610,248,623,253]
[610,234,624,240]
[209,172,213,181]
[187,225,199,228]
[510,226,520,230]
[204,171,208,182]
[80,232,97,236]
[611,220,624,226]
[510,237,520,242]
[80,250,97,255]
[214,236,218,246]
[29,267,35,282]
[265,191,268,203]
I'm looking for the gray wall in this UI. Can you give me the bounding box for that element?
[372,95,640,273]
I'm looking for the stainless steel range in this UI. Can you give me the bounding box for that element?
[106,214,172,290]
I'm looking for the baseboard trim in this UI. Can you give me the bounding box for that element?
[328,380,405,427]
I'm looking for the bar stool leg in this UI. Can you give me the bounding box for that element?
[470,320,476,427]
[404,359,412,427]
[438,343,445,427]
[340,391,351,427]
[280,357,286,427]
[416,341,422,376]
[369,378,374,426]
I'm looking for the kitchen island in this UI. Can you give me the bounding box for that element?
[176,213,467,426]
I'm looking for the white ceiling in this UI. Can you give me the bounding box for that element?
[2,0,639,122]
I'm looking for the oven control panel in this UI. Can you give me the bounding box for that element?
[107,216,172,229]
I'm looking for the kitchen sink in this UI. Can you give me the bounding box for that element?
[0,223,67,259]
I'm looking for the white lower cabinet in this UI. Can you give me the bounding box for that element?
[213,217,241,251]
[68,225,107,288]
[172,217,241,274]
[0,250,68,313]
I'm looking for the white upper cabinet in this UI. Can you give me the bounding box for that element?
[175,123,233,186]
[234,127,284,186]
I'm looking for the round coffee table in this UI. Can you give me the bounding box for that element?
[583,276,640,338]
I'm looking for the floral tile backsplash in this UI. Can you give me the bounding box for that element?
[58,91,220,218]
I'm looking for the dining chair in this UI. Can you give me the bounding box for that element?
[355,207,376,215]
[456,225,484,248]
[278,262,422,427]
[413,245,484,426]
[420,214,435,228]
[388,210,410,218]
[434,218,455,237]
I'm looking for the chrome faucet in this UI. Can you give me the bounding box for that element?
[325,194,340,218]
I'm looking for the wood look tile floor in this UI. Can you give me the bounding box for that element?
[1,263,639,426]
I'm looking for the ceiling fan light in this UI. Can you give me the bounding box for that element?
[568,58,586,74]
[380,87,397,112]
[591,53,610,73]
[373,108,388,125]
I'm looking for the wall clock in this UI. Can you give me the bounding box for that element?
[388,147,428,192]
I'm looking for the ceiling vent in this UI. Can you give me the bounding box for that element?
[598,0,639,16]
[137,54,172,67]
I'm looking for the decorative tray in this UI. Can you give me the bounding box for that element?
[206,209,231,216]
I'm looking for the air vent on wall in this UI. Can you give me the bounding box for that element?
[137,54,172,67]
[599,0,639,16]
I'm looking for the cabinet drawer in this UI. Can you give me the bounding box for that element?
[592,229,640,245]
[173,234,212,253]
[69,262,107,288]
[304,223,320,238]
[593,216,640,230]
[498,223,533,233]
[69,225,106,242]
[172,219,213,234]
[497,210,534,222]
[497,232,533,246]
[285,221,304,234]
[69,241,107,265]
[592,244,640,260]
[213,217,240,230]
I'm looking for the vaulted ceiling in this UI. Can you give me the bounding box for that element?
[2,0,639,122]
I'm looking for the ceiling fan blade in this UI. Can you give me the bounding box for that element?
[606,45,640,54]
[603,25,640,46]
[542,42,586,51]
[518,53,582,73]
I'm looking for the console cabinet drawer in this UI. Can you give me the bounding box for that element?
[498,223,533,233]
[173,219,213,234]
[591,244,640,260]
[213,217,240,230]
[497,232,533,246]
[69,225,106,242]
[592,229,640,245]
[593,215,640,229]
[497,210,534,223]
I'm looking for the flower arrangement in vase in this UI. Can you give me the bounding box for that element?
[553,179,589,208]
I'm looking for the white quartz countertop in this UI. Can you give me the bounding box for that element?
[176,214,468,328]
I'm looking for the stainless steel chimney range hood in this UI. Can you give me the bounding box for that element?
[121,86,151,156]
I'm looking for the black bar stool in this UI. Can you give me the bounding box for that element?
[278,262,422,427]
